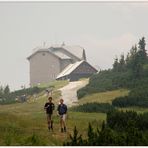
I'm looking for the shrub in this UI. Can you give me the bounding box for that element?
[112,85,148,108]
[77,70,132,99]
[71,103,115,113]
[107,110,148,131]
[77,37,148,99]
[64,110,148,146]
[63,126,83,146]
[0,86,44,105]
[22,133,46,146]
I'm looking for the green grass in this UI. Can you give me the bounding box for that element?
[78,89,129,105]
[0,104,106,145]
[1,80,147,145]
[37,80,69,90]
[0,80,106,146]
[118,107,148,113]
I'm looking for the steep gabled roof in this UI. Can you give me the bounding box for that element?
[27,48,60,60]
[50,50,71,59]
[56,61,84,79]
[27,44,86,61]
[62,45,84,60]
[49,45,85,61]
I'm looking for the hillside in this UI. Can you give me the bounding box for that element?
[1,78,148,145]
[77,89,129,105]
[77,37,148,109]
[0,79,106,146]
[1,37,148,146]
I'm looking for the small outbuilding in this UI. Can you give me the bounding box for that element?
[56,60,98,81]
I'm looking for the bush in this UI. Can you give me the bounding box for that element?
[64,110,148,146]
[63,126,83,146]
[112,85,148,108]
[107,110,148,131]
[0,86,44,105]
[21,133,46,146]
[77,70,132,99]
[71,103,115,113]
[77,37,148,99]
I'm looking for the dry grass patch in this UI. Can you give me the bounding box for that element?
[78,89,129,105]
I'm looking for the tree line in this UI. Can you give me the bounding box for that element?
[0,85,12,103]
[71,102,115,113]
[77,37,148,106]
[0,84,44,104]
[112,84,148,107]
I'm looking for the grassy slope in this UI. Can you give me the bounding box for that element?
[78,89,129,105]
[1,80,146,145]
[0,80,106,146]
[0,80,68,145]
[0,103,106,145]
[78,88,148,113]
[37,80,69,90]
[119,107,148,113]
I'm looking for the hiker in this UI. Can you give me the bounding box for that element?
[57,99,67,132]
[44,97,55,131]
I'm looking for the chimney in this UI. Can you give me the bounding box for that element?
[82,49,86,61]
[61,42,65,46]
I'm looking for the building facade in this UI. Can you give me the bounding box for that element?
[56,60,98,81]
[27,44,97,86]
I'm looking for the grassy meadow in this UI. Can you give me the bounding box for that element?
[0,101,106,145]
[78,89,129,105]
[0,80,148,145]
[0,80,106,146]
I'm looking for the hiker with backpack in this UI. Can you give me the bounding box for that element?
[44,97,55,131]
[57,99,67,132]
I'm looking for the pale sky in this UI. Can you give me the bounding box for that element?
[0,1,148,91]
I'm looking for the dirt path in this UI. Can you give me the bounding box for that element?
[59,79,89,107]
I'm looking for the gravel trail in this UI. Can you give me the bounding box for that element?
[59,79,88,107]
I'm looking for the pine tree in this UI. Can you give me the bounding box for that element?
[130,45,138,57]
[4,85,10,95]
[87,123,95,145]
[127,45,138,69]
[0,86,3,99]
[118,54,125,72]
[125,52,130,63]
[63,126,83,146]
[138,37,147,59]
[126,44,144,78]
[113,56,119,71]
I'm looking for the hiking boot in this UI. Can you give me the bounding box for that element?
[48,126,50,131]
[64,126,66,132]
[51,121,53,131]
[61,128,63,133]
[51,127,53,131]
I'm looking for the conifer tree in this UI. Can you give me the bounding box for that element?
[4,85,10,95]
[87,123,95,145]
[138,37,147,59]
[118,54,125,72]
[130,45,138,57]
[113,56,119,71]
[63,126,83,146]
[0,86,3,99]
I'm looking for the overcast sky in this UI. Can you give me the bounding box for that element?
[0,1,148,91]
